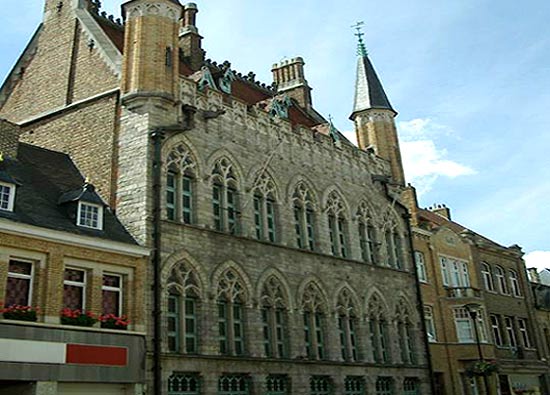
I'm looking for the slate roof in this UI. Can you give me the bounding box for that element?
[0,143,137,245]
[351,55,395,118]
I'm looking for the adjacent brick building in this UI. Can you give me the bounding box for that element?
[406,187,548,395]
[0,0,431,394]
[0,119,149,394]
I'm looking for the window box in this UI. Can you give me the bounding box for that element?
[1,304,39,322]
[465,360,498,377]
[99,313,130,330]
[60,308,97,327]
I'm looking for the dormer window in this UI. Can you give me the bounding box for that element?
[0,181,15,212]
[77,201,103,230]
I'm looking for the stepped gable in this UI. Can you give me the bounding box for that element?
[0,143,136,244]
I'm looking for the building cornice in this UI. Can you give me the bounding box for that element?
[0,219,150,258]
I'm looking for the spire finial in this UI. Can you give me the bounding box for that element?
[352,21,367,57]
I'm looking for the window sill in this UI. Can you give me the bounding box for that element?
[0,318,145,336]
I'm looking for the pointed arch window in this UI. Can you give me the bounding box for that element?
[252,171,277,242]
[260,276,288,358]
[396,300,415,365]
[337,288,359,361]
[293,182,316,250]
[357,202,377,264]
[217,269,247,356]
[212,158,240,234]
[368,295,390,363]
[166,144,197,224]
[326,191,348,258]
[302,283,326,360]
[166,263,201,354]
[384,223,403,269]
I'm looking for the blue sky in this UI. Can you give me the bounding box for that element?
[2,0,549,268]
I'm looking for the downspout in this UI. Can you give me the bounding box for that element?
[151,129,165,395]
[404,211,436,395]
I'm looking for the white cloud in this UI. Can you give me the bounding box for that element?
[398,118,475,196]
[524,251,550,271]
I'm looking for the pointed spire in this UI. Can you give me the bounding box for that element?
[350,23,395,119]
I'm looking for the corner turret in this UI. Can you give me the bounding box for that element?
[350,23,405,186]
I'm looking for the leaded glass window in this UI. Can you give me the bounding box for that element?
[403,378,419,395]
[266,375,288,395]
[375,377,393,395]
[219,375,249,395]
[310,376,332,395]
[344,376,365,395]
[168,373,200,395]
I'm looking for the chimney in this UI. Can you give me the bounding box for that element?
[179,3,205,71]
[428,204,451,221]
[271,57,312,109]
[528,268,540,284]
[0,119,20,159]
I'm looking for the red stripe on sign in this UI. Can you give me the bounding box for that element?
[66,344,127,366]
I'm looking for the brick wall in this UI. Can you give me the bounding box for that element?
[0,119,20,159]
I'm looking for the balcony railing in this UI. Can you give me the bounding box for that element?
[446,287,482,298]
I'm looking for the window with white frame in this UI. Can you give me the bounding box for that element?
[5,260,33,306]
[481,263,494,292]
[102,274,122,316]
[495,266,508,294]
[63,268,86,310]
[440,257,470,287]
[504,316,517,348]
[490,315,503,346]
[454,307,487,343]
[415,251,427,282]
[77,201,103,230]
[517,318,531,348]
[424,306,437,342]
[0,182,15,212]
[509,270,522,297]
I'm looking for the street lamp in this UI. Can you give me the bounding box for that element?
[464,303,491,395]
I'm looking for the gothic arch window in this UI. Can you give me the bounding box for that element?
[260,276,289,358]
[166,144,197,224]
[252,171,277,242]
[166,262,201,354]
[302,282,327,360]
[292,182,316,250]
[356,201,378,264]
[395,298,415,365]
[326,190,348,258]
[211,158,240,234]
[383,220,403,269]
[336,288,359,361]
[367,294,390,363]
[217,268,247,355]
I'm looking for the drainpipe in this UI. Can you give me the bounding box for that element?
[151,129,165,395]
[404,211,436,395]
